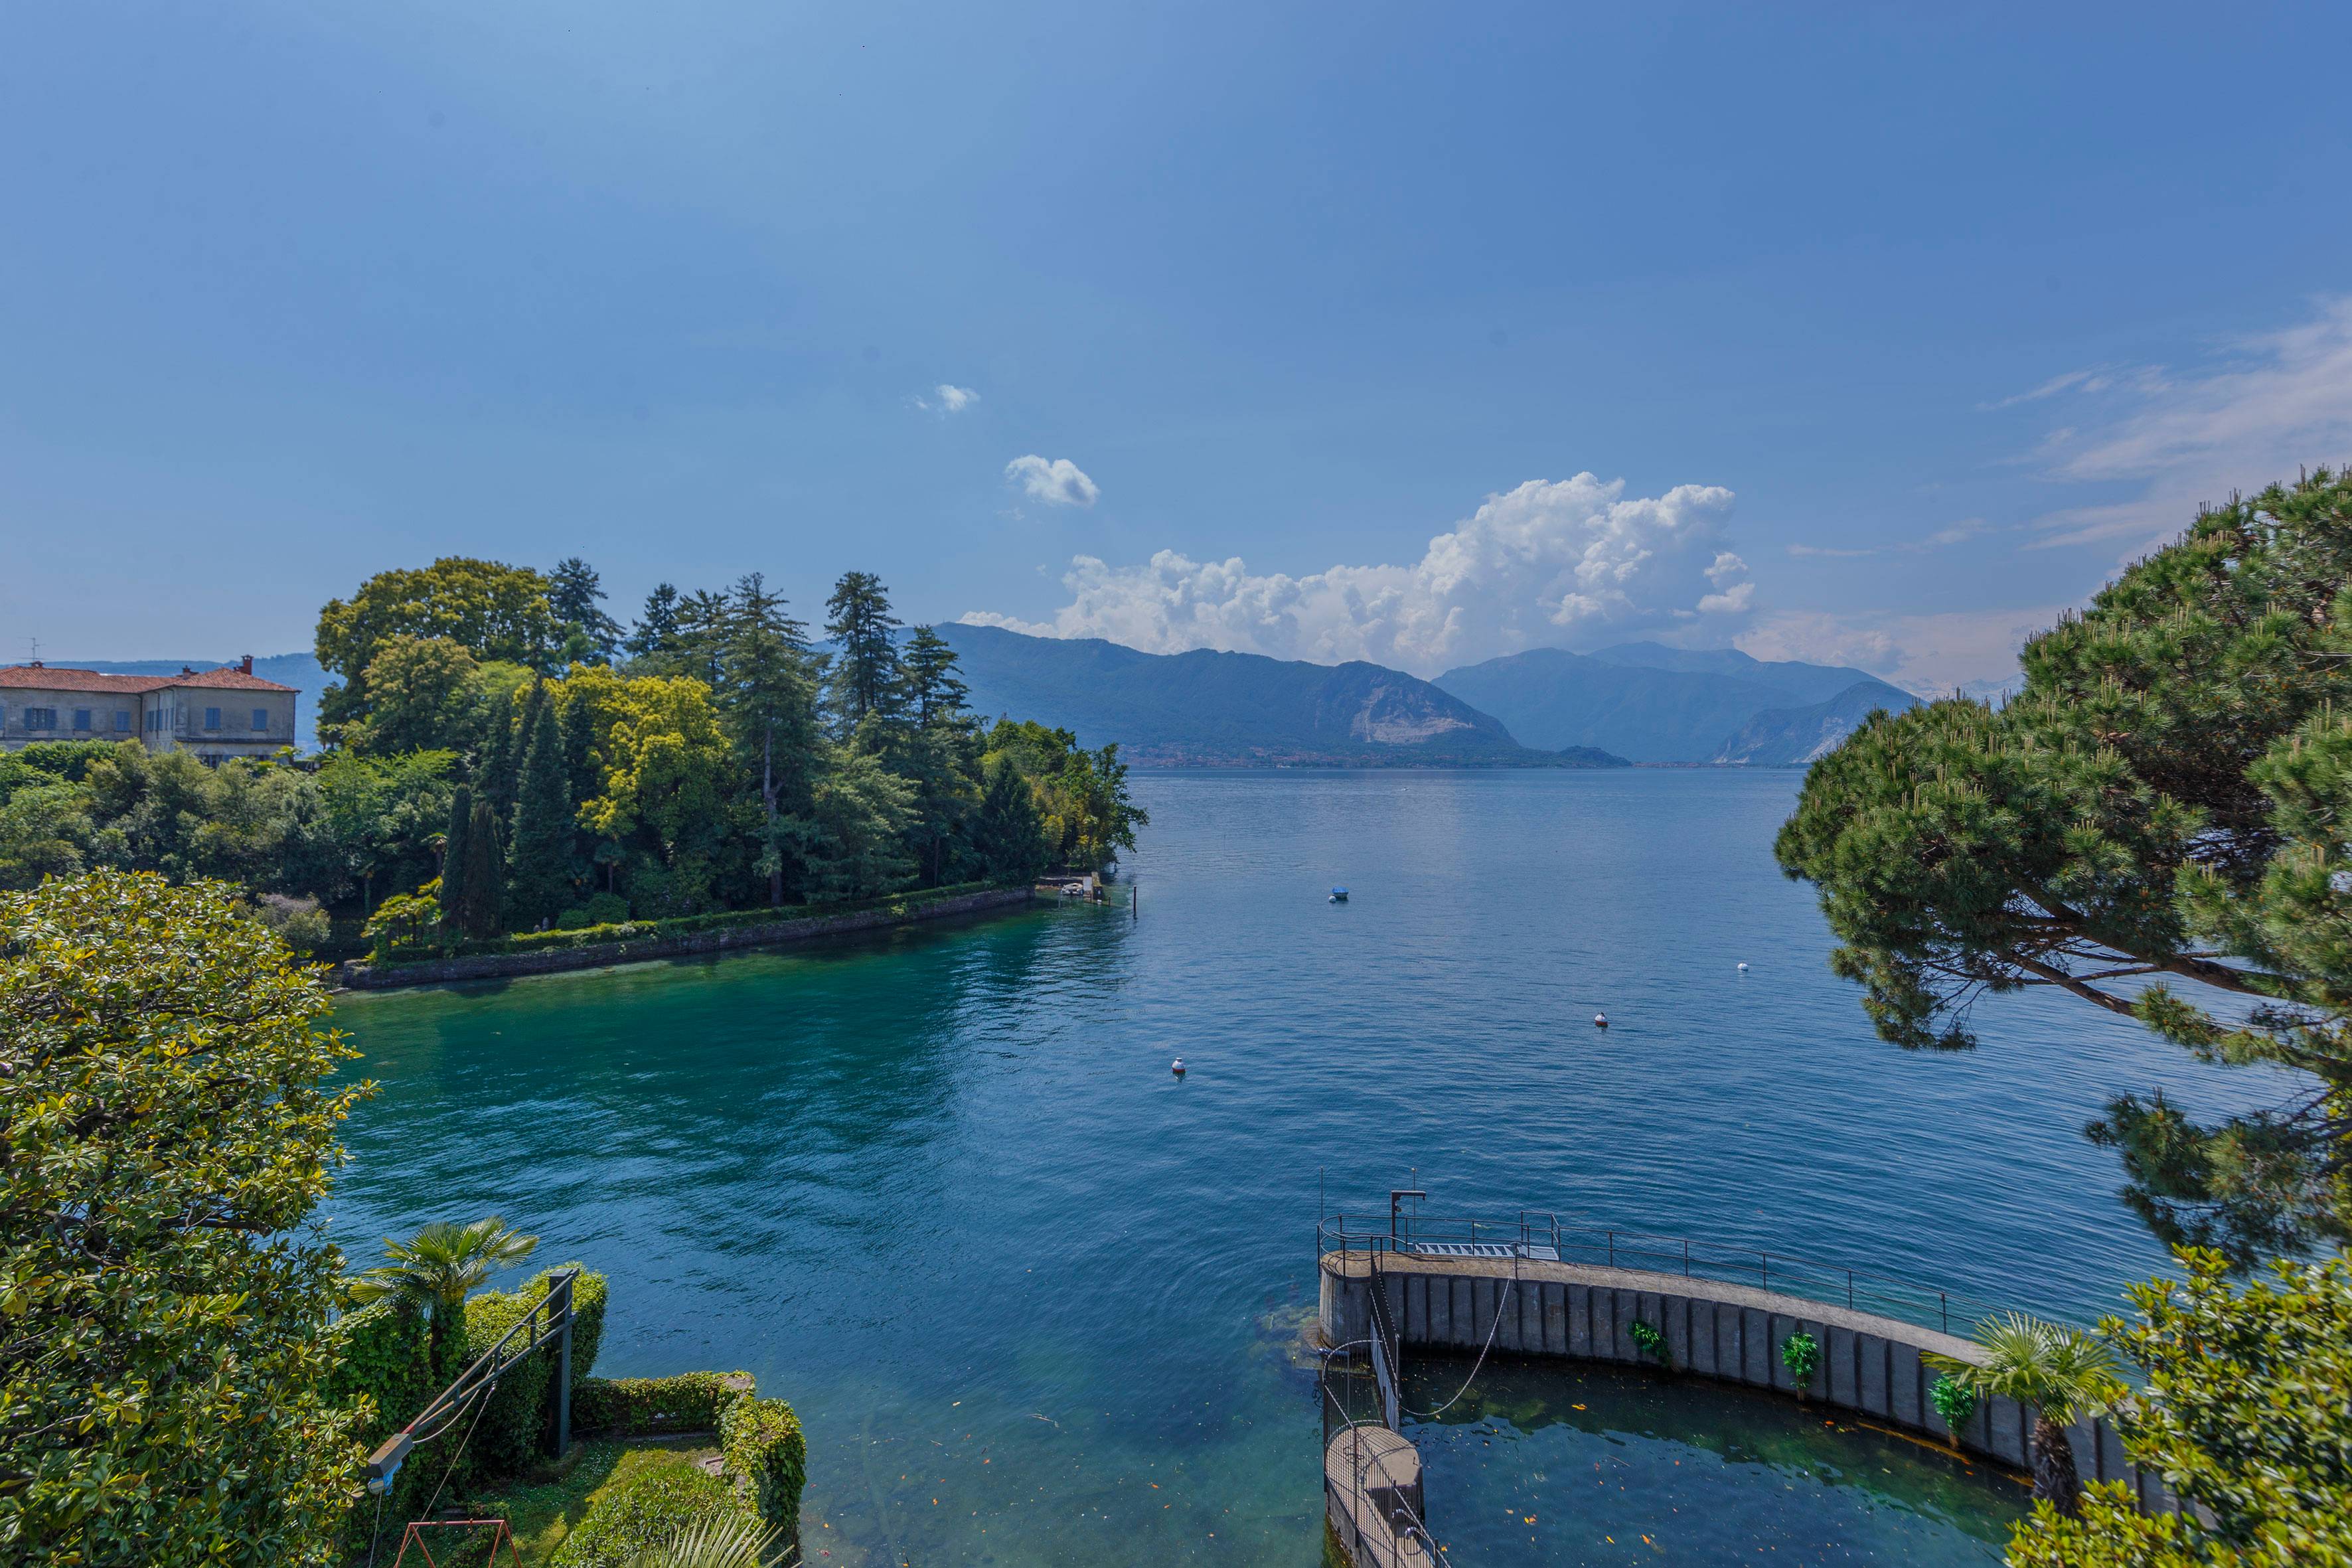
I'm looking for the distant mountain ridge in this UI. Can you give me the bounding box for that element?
[1709,680,1917,765]
[939,624,1626,766]
[1432,643,1915,763]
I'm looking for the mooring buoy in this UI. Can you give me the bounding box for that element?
[1171,1058,1186,1076]
[1593,1012,1608,1029]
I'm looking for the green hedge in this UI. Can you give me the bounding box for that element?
[461,1289,558,1483]
[574,1371,753,1437]
[325,1302,437,1562]
[546,1462,745,1568]
[526,1262,608,1399]
[720,1395,807,1547]
[380,882,1007,964]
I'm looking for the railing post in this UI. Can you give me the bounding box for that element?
[552,1273,574,1459]
[1847,1270,1855,1309]
[1940,1292,1948,1334]
[1607,1230,1614,1268]
[1762,1253,1769,1293]
[1683,1239,1691,1277]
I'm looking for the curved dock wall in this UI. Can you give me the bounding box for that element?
[1320,1254,2177,1516]
[338,886,1040,990]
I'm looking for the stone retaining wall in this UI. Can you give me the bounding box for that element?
[1320,1251,2177,1515]
[338,886,1041,990]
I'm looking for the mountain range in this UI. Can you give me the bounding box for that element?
[1432,642,1918,763]
[48,631,1920,769]
[937,624,1622,767]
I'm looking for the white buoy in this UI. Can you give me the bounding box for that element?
[1171,1058,1186,1076]
[1593,1012,1608,1029]
[1737,961,1749,972]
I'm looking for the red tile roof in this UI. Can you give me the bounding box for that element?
[0,664,299,694]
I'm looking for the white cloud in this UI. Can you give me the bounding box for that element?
[1739,603,2074,697]
[1004,454,1099,507]
[915,383,979,414]
[961,473,1746,676]
[2021,298,2352,552]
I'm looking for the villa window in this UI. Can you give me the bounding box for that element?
[252,706,269,730]
[114,710,130,732]
[204,706,221,730]
[73,709,92,731]
[26,708,54,730]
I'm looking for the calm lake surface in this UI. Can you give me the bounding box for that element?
[331,770,2278,1565]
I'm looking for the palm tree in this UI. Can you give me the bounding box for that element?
[347,1217,538,1373]
[1928,1312,2122,1515]
[625,1512,779,1568]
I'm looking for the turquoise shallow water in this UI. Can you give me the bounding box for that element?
[330,771,2282,1565]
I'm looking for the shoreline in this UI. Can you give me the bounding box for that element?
[334,884,1046,992]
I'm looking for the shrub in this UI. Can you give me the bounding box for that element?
[526,1263,608,1398]
[460,1287,558,1482]
[720,1395,808,1546]
[556,905,594,929]
[1626,1318,1670,1367]
[325,1300,438,1560]
[574,1372,753,1436]
[254,892,332,954]
[584,891,629,925]
[547,1462,744,1568]
[0,870,368,1565]
[1780,1330,1821,1389]
[1928,1372,1979,1436]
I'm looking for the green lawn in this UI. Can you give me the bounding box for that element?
[381,1441,717,1566]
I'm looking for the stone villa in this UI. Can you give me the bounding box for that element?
[0,658,299,764]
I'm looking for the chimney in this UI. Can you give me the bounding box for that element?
[240,655,253,674]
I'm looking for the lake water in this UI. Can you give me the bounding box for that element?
[331,770,2279,1565]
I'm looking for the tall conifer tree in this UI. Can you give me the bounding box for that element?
[507,685,573,927]
[439,783,473,935]
[459,797,503,939]
[823,571,904,734]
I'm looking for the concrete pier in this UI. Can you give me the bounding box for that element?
[1319,1248,2178,1516]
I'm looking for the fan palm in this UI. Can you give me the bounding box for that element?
[1927,1312,2122,1515]
[345,1216,538,1372]
[625,1512,781,1568]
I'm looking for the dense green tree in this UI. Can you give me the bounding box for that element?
[335,633,479,755]
[477,678,524,823]
[824,571,904,732]
[625,582,683,661]
[0,871,367,1563]
[550,556,623,663]
[971,756,1050,884]
[440,781,474,935]
[457,795,505,940]
[2004,1249,2352,1567]
[507,684,575,927]
[902,625,969,726]
[714,574,822,905]
[809,746,916,901]
[1777,471,2352,1261]
[316,558,559,738]
[314,749,457,911]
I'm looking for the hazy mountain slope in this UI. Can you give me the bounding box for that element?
[1709,679,1920,765]
[58,652,327,751]
[1583,641,1886,705]
[939,624,1624,765]
[1430,648,1798,761]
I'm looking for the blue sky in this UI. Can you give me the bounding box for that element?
[7,3,2352,688]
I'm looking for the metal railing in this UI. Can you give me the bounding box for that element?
[1319,1211,2022,1339]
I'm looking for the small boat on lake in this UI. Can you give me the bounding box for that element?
[1329,886,1349,903]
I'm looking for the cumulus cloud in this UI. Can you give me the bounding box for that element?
[2017,298,2352,551]
[1004,454,1099,507]
[915,383,979,414]
[961,473,1746,676]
